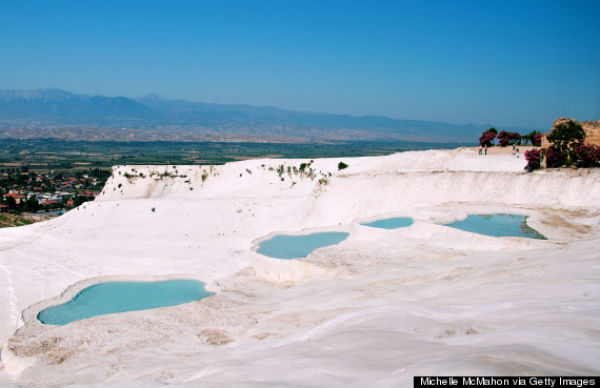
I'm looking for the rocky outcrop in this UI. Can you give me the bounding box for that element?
[542,117,600,148]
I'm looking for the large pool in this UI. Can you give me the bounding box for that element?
[444,214,546,239]
[257,232,349,259]
[38,279,213,325]
[361,217,413,229]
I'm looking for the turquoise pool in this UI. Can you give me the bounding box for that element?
[444,214,546,239]
[38,279,213,325]
[361,217,413,229]
[257,232,349,259]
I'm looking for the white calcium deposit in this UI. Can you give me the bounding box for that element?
[0,147,599,387]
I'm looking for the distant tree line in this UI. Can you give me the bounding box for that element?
[479,128,542,147]
[5,196,40,213]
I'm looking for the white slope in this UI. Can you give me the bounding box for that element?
[0,147,599,387]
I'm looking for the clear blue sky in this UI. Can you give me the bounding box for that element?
[1,0,598,128]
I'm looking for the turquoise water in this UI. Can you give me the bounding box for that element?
[444,214,546,239]
[361,217,413,229]
[257,232,349,259]
[38,279,213,325]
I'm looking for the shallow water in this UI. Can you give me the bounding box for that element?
[38,279,213,325]
[257,232,349,259]
[444,214,546,239]
[361,217,413,229]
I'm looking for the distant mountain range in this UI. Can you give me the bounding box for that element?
[0,89,157,121]
[0,89,529,143]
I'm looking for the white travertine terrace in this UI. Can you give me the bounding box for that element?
[0,147,599,387]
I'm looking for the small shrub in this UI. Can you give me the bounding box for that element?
[479,131,496,147]
[573,143,600,167]
[496,131,521,147]
[497,131,509,147]
[117,183,122,188]
[510,132,521,145]
[151,207,156,212]
[338,161,348,170]
[201,173,208,182]
[545,146,566,168]
[523,130,543,146]
[524,149,542,171]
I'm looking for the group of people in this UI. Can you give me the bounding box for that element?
[478,144,520,157]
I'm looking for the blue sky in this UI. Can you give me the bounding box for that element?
[0,0,598,128]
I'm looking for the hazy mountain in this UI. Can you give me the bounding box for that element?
[136,95,486,140]
[0,89,157,121]
[0,89,514,142]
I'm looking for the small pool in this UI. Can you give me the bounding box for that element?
[361,217,413,229]
[38,279,213,325]
[257,232,349,259]
[444,214,546,239]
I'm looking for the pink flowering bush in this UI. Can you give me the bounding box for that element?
[524,149,542,171]
[497,131,510,147]
[497,131,521,147]
[479,131,496,147]
[545,146,566,168]
[510,132,522,145]
[573,143,600,167]
[523,130,542,146]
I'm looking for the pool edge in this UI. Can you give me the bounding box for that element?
[21,273,217,327]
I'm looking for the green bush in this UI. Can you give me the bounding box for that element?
[547,120,585,165]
